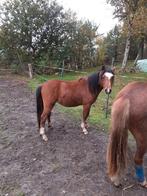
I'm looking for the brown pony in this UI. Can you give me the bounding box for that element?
[36,65,115,141]
[107,81,147,188]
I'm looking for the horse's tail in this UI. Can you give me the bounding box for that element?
[36,86,43,128]
[107,97,130,178]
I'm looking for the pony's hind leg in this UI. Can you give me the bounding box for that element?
[40,110,49,141]
[48,112,52,128]
[134,142,147,188]
[40,102,55,141]
[81,104,91,134]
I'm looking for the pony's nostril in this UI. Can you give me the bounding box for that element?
[105,89,112,94]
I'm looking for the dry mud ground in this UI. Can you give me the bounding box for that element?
[0,76,147,196]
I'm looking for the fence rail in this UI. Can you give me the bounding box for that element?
[0,69,15,71]
[41,66,87,74]
[0,65,88,78]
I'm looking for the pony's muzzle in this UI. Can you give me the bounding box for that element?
[105,88,112,94]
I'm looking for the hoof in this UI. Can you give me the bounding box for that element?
[48,123,53,128]
[110,175,121,187]
[83,128,88,135]
[42,134,48,142]
[139,180,147,188]
[85,123,89,129]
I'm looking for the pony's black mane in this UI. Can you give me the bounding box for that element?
[88,68,114,95]
[88,72,101,95]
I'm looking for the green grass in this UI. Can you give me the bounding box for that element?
[28,67,147,132]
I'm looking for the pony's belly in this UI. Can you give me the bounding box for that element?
[58,99,81,107]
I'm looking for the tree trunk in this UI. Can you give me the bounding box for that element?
[134,52,140,66]
[134,37,145,66]
[111,57,115,67]
[144,40,147,58]
[140,38,144,59]
[121,31,131,71]
[16,50,23,69]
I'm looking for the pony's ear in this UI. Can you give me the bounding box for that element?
[101,65,105,71]
[112,66,116,73]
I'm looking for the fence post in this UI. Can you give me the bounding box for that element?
[111,57,115,67]
[28,63,33,79]
[61,60,64,78]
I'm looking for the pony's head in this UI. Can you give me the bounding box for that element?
[99,65,115,94]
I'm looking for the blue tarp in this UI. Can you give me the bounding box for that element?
[137,59,147,72]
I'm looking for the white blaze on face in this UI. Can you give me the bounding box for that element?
[104,72,113,79]
[103,72,114,94]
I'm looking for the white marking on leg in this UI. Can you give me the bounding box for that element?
[40,127,45,135]
[39,127,48,142]
[81,122,85,129]
[81,122,88,134]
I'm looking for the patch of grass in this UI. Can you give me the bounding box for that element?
[0,183,25,196]
[28,78,40,90]
[27,67,147,131]
[16,192,25,196]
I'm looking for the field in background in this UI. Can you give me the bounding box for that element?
[28,66,147,131]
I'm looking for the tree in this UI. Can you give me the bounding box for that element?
[0,0,100,72]
[104,25,121,64]
[58,15,99,69]
[107,0,146,70]
[72,20,99,69]
[0,0,67,68]
[132,2,147,65]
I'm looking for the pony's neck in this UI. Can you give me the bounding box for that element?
[95,85,103,95]
[87,72,103,96]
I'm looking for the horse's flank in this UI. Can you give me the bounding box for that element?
[107,81,147,187]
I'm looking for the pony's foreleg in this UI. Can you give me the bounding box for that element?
[134,144,147,188]
[81,104,91,135]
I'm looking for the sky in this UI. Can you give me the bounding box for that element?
[0,0,118,35]
[58,0,118,35]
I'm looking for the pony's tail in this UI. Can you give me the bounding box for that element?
[36,86,43,128]
[107,97,130,178]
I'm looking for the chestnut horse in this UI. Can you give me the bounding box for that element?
[36,66,115,141]
[107,81,147,188]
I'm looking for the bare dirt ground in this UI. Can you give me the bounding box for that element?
[0,76,147,196]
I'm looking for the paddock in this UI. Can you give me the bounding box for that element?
[0,76,147,195]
